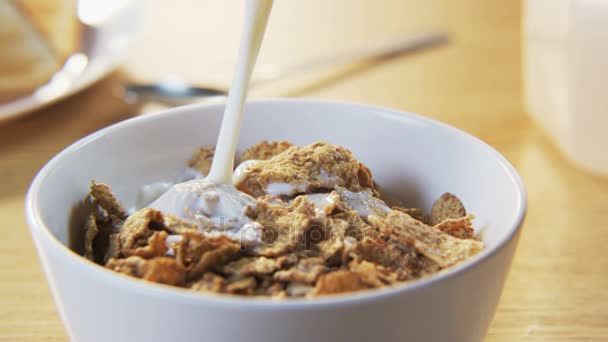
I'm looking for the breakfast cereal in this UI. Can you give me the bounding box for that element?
[80,141,484,298]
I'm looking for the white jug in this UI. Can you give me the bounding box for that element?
[524,0,608,175]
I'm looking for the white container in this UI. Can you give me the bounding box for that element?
[26,99,527,342]
[524,0,608,174]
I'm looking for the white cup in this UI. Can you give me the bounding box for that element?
[26,99,527,342]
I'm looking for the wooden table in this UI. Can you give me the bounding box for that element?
[2,0,607,340]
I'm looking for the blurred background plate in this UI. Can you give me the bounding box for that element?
[0,0,141,123]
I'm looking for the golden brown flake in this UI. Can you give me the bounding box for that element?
[311,270,367,296]
[143,257,186,285]
[163,214,199,234]
[350,237,411,268]
[106,256,143,277]
[247,196,316,257]
[349,236,438,280]
[240,140,293,162]
[392,206,424,222]
[434,215,475,239]
[373,211,483,268]
[273,257,327,284]
[173,232,241,280]
[190,273,225,293]
[315,217,347,264]
[90,181,127,219]
[118,208,164,252]
[333,210,379,241]
[348,259,398,287]
[106,256,186,286]
[225,277,257,295]
[191,244,239,279]
[255,276,288,297]
[222,256,283,276]
[276,253,299,267]
[187,146,215,175]
[286,282,315,297]
[85,196,125,264]
[83,213,98,261]
[429,192,467,225]
[236,142,376,197]
[124,231,169,259]
[174,232,207,266]
[256,195,289,207]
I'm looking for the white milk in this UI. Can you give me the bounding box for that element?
[338,188,391,218]
[135,167,204,209]
[232,159,260,185]
[149,0,274,243]
[206,0,274,184]
[297,193,340,218]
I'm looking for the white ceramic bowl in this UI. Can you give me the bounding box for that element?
[26,99,526,342]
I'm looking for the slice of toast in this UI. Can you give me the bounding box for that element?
[0,0,80,103]
[16,0,81,60]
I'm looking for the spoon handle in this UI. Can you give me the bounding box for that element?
[252,30,448,87]
[206,0,273,184]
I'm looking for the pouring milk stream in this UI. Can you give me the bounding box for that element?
[149,0,273,244]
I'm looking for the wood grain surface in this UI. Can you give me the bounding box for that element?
[1,0,607,341]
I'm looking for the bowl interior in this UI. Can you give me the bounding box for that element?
[31,99,525,257]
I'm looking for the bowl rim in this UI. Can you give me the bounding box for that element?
[25,97,527,309]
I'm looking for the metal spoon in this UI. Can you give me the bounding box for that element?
[123,31,448,106]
